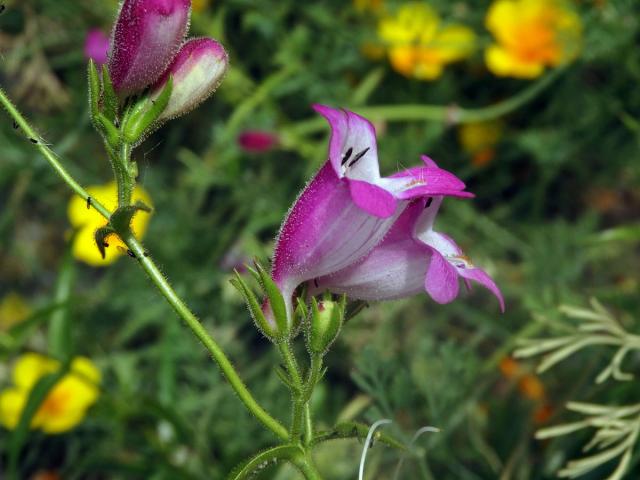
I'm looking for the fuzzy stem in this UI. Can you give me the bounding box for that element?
[0,85,289,441]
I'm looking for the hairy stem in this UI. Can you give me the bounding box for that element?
[0,85,289,441]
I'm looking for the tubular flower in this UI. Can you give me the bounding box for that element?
[0,353,100,434]
[152,37,228,121]
[377,3,476,80]
[313,157,504,310]
[108,0,191,97]
[485,0,582,78]
[269,106,472,321]
[67,181,152,267]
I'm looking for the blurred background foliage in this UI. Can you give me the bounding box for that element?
[0,0,639,478]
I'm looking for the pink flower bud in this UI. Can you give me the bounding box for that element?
[108,0,191,97]
[152,37,228,121]
[238,130,279,153]
[84,29,110,66]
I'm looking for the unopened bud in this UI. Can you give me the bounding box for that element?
[152,37,228,121]
[108,0,191,97]
[307,297,344,355]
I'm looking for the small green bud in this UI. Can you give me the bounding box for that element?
[307,296,345,355]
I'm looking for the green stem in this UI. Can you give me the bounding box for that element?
[117,141,134,207]
[288,68,562,136]
[0,87,110,219]
[0,85,289,442]
[291,454,323,480]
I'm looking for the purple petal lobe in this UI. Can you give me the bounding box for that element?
[312,105,380,182]
[458,267,505,312]
[348,179,397,218]
[108,0,191,97]
[425,250,460,304]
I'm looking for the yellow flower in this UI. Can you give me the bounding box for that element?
[192,0,210,13]
[0,292,31,330]
[67,181,152,267]
[458,120,503,167]
[377,3,476,80]
[0,353,101,434]
[485,0,582,78]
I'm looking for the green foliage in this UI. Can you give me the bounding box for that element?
[0,0,639,478]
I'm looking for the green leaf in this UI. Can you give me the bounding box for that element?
[48,244,76,360]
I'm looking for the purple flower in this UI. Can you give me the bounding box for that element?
[268,106,473,320]
[84,29,110,66]
[108,0,191,97]
[152,37,228,121]
[312,158,504,310]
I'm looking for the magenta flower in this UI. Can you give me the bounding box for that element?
[84,29,110,66]
[152,37,228,121]
[268,106,473,321]
[312,158,504,310]
[238,130,279,153]
[108,0,191,97]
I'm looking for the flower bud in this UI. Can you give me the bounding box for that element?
[152,37,228,121]
[307,297,345,355]
[84,29,109,66]
[108,0,191,97]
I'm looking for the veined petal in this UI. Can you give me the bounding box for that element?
[458,267,505,312]
[313,105,381,182]
[271,163,403,304]
[424,249,459,304]
[348,180,397,218]
[312,201,429,301]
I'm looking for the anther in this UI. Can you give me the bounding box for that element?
[425,197,433,208]
[348,147,369,168]
[341,147,353,166]
[314,278,319,288]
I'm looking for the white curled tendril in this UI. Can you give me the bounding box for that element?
[358,418,392,480]
[392,425,441,480]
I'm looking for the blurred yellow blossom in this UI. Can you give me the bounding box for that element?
[485,0,582,78]
[192,0,210,13]
[377,3,476,80]
[458,120,503,167]
[0,292,31,330]
[0,353,100,434]
[67,181,152,267]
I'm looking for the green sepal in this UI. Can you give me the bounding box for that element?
[307,294,345,355]
[88,60,101,128]
[100,65,118,123]
[94,226,116,260]
[229,270,276,339]
[122,77,173,144]
[96,113,120,148]
[254,261,290,339]
[109,201,152,235]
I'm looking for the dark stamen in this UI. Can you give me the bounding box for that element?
[348,147,369,168]
[314,278,319,288]
[425,197,433,208]
[341,147,353,166]
[86,196,92,209]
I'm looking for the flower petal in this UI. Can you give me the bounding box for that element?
[312,105,380,182]
[424,250,459,304]
[348,179,397,218]
[458,267,505,312]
